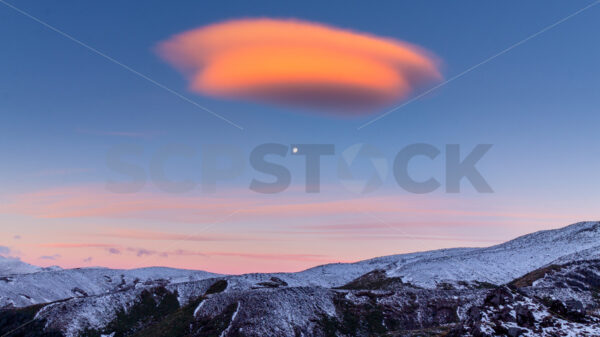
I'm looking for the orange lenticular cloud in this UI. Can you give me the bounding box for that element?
[158,18,442,114]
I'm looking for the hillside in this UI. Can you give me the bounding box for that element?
[1,221,599,336]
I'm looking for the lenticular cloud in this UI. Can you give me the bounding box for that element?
[158,18,442,114]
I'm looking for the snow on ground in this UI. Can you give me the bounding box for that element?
[229,221,600,289]
[0,255,44,276]
[471,287,600,337]
[1,221,599,309]
[383,221,600,287]
[218,302,240,337]
[0,266,219,308]
[3,221,599,336]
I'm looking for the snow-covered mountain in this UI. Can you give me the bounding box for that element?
[248,220,600,289]
[0,266,219,308]
[379,220,600,287]
[1,221,599,336]
[0,255,45,275]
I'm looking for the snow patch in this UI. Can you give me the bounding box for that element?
[219,301,240,337]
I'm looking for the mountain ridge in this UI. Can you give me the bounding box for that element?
[1,221,600,336]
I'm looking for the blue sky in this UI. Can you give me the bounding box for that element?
[0,0,599,272]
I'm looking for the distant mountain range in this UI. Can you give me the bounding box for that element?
[1,221,600,336]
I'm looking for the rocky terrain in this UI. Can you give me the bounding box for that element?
[1,221,600,336]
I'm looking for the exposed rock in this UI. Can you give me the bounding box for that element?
[508,326,526,337]
[255,276,288,288]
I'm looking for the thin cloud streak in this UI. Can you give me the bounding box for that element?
[40,243,115,249]
[76,128,163,139]
[36,242,334,263]
[97,228,245,242]
[3,186,579,224]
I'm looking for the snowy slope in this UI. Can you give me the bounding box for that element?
[256,221,600,289]
[0,256,43,276]
[383,221,600,287]
[150,221,600,292]
[1,221,599,310]
[2,221,600,336]
[0,266,219,308]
